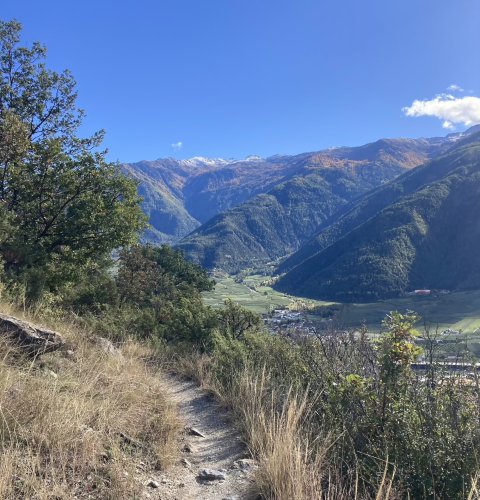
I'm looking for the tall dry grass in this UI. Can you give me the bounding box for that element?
[0,305,180,499]
[173,353,338,499]
[172,353,471,500]
[232,369,325,499]
[139,332,480,499]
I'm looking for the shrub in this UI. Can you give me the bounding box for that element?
[180,309,480,498]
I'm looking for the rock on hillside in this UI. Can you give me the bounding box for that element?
[0,313,64,355]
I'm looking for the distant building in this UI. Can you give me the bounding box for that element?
[442,328,460,335]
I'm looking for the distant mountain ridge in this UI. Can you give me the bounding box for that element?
[275,131,480,301]
[122,155,302,243]
[123,129,473,272]
[173,134,465,272]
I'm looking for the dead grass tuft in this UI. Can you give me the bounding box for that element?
[223,369,325,499]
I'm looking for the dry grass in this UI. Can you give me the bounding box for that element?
[171,355,410,500]
[468,472,480,500]
[232,370,325,499]
[0,305,180,499]
[144,339,480,499]
[175,352,328,499]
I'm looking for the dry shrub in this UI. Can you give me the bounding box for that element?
[0,307,180,499]
[172,354,408,500]
[171,350,214,388]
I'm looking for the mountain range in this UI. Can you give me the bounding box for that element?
[275,129,480,301]
[122,155,305,244]
[123,134,460,253]
[123,126,480,301]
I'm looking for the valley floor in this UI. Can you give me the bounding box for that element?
[204,273,480,335]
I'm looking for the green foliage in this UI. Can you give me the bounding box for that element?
[117,245,214,304]
[0,20,145,299]
[378,311,422,383]
[217,298,262,340]
[67,244,219,345]
[203,311,480,498]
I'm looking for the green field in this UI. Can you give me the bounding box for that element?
[203,273,480,335]
[337,291,480,335]
[203,272,334,313]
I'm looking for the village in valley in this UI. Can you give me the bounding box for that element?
[203,272,480,361]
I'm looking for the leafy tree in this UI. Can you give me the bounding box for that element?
[112,245,216,342]
[145,245,215,294]
[378,310,422,385]
[117,245,214,305]
[0,20,145,296]
[217,298,262,339]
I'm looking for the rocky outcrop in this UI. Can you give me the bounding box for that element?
[0,313,64,355]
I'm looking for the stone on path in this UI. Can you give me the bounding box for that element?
[232,458,258,471]
[187,426,206,438]
[198,468,226,481]
[146,479,159,488]
[182,441,196,453]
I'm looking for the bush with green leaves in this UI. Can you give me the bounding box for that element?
[66,244,218,345]
[206,310,480,498]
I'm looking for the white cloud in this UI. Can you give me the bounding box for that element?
[171,141,183,151]
[442,120,454,130]
[447,84,464,93]
[403,94,480,129]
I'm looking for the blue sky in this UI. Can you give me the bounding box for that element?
[4,0,480,162]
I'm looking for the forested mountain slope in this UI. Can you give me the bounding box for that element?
[122,156,303,243]
[123,135,460,246]
[275,134,480,301]
[175,137,458,272]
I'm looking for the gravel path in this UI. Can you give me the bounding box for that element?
[140,375,258,500]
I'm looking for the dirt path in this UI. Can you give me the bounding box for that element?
[140,375,258,500]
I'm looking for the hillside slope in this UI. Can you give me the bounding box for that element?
[276,135,480,301]
[279,125,480,273]
[123,156,304,244]
[123,161,201,244]
[176,137,454,272]
[0,308,180,498]
[124,134,460,246]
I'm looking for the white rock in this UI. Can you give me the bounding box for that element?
[187,426,205,438]
[232,458,258,470]
[147,479,159,488]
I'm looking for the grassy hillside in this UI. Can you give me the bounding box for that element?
[0,306,179,499]
[177,138,443,272]
[276,136,480,301]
